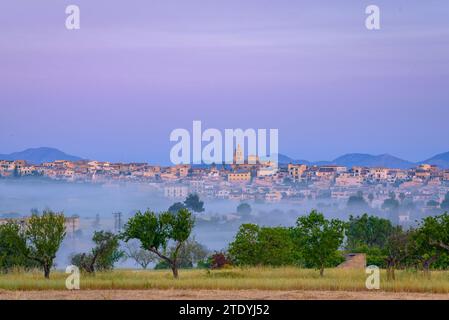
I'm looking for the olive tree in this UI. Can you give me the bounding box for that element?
[121,208,194,278]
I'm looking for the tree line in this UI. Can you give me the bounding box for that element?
[2,201,449,280]
[228,211,449,279]
[0,210,65,278]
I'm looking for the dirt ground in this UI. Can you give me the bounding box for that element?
[1,289,449,300]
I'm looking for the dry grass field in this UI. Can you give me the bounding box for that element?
[2,289,449,300]
[1,267,449,300]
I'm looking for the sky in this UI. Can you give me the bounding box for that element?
[1,0,448,164]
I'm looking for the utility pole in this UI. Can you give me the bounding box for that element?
[112,212,122,233]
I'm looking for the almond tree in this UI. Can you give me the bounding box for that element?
[125,241,155,269]
[25,210,66,278]
[121,208,194,278]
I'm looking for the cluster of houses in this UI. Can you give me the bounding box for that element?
[1,152,449,208]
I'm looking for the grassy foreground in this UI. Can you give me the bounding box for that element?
[1,267,449,293]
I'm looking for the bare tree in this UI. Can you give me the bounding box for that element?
[125,241,156,269]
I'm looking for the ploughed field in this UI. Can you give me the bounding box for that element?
[1,267,449,299]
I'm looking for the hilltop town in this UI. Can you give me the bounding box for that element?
[2,146,449,217]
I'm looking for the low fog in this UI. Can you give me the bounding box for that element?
[0,178,428,269]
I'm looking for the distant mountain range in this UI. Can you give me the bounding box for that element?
[420,151,449,169]
[0,147,82,164]
[1,147,449,169]
[278,152,449,169]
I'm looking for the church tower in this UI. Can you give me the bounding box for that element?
[233,144,244,164]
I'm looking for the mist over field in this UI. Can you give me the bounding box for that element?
[0,178,420,269]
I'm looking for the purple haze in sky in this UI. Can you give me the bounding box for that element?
[1,0,448,164]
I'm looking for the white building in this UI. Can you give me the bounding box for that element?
[164,185,189,199]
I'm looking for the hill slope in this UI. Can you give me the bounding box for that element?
[421,151,449,169]
[0,147,82,164]
[278,153,415,168]
[332,153,415,169]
